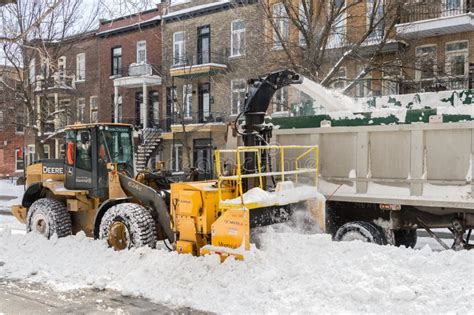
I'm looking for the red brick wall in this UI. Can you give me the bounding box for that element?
[98,24,163,124]
[0,127,25,177]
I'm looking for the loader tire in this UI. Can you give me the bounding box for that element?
[394,229,417,248]
[99,203,157,250]
[26,198,72,238]
[334,221,386,245]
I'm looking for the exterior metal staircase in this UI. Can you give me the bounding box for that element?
[135,128,162,172]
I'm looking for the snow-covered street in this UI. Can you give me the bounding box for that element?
[1,180,473,313]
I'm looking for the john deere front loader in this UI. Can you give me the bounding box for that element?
[11,70,324,260]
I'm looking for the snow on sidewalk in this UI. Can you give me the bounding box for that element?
[0,229,472,313]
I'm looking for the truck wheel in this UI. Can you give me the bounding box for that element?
[394,229,417,248]
[99,203,157,250]
[26,198,72,238]
[334,221,387,245]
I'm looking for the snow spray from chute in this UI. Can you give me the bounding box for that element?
[294,76,363,113]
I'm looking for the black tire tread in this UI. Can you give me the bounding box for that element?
[334,220,387,245]
[99,203,157,249]
[26,198,72,238]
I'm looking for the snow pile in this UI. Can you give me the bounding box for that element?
[221,184,323,207]
[0,230,472,313]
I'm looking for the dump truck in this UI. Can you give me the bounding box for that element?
[11,70,324,260]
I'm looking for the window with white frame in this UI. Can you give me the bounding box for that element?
[90,96,98,123]
[76,53,85,81]
[183,84,192,119]
[40,57,49,77]
[77,98,86,122]
[29,58,35,86]
[331,67,347,89]
[366,0,384,40]
[15,149,24,171]
[112,94,123,123]
[329,0,346,48]
[27,145,35,165]
[273,3,289,48]
[171,143,183,172]
[445,41,468,77]
[231,20,246,57]
[43,144,50,159]
[355,65,372,97]
[58,56,66,80]
[231,79,246,115]
[137,41,147,63]
[173,32,186,66]
[273,86,288,113]
[416,45,437,80]
[299,0,310,46]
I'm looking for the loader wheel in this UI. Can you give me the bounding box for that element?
[334,221,387,245]
[99,203,157,250]
[394,229,417,248]
[26,198,72,238]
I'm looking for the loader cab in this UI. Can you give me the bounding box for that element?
[64,124,134,198]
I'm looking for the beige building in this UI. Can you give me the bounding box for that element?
[160,0,268,179]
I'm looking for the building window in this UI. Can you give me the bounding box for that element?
[137,41,147,64]
[182,84,192,119]
[446,41,468,77]
[40,57,49,78]
[27,145,35,166]
[416,45,437,80]
[77,98,86,122]
[273,86,288,112]
[231,79,246,115]
[111,46,122,76]
[29,58,35,86]
[171,143,183,172]
[231,20,246,57]
[273,3,289,48]
[16,111,24,133]
[43,144,50,159]
[90,96,98,123]
[329,0,346,47]
[173,32,185,66]
[57,56,67,82]
[76,53,85,81]
[15,149,24,171]
[0,111,3,128]
[331,67,347,89]
[197,25,210,64]
[355,66,372,97]
[366,0,384,40]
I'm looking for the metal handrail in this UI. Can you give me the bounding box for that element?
[215,145,319,208]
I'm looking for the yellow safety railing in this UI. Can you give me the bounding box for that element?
[215,145,319,208]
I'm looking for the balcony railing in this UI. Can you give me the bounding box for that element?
[111,63,160,78]
[399,76,472,94]
[34,72,75,91]
[399,1,473,24]
[171,51,228,68]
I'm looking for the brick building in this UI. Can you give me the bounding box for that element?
[160,0,267,178]
[97,8,163,128]
[0,65,25,177]
[24,31,100,162]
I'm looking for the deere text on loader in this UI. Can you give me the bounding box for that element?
[11,70,324,260]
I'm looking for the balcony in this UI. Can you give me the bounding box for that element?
[170,53,227,78]
[113,63,162,89]
[34,72,75,92]
[396,1,474,38]
[159,111,226,134]
[399,76,472,94]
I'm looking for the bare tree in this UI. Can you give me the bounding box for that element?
[0,0,99,159]
[261,0,404,94]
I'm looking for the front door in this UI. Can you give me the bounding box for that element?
[193,138,213,180]
[197,25,210,64]
[198,83,210,123]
